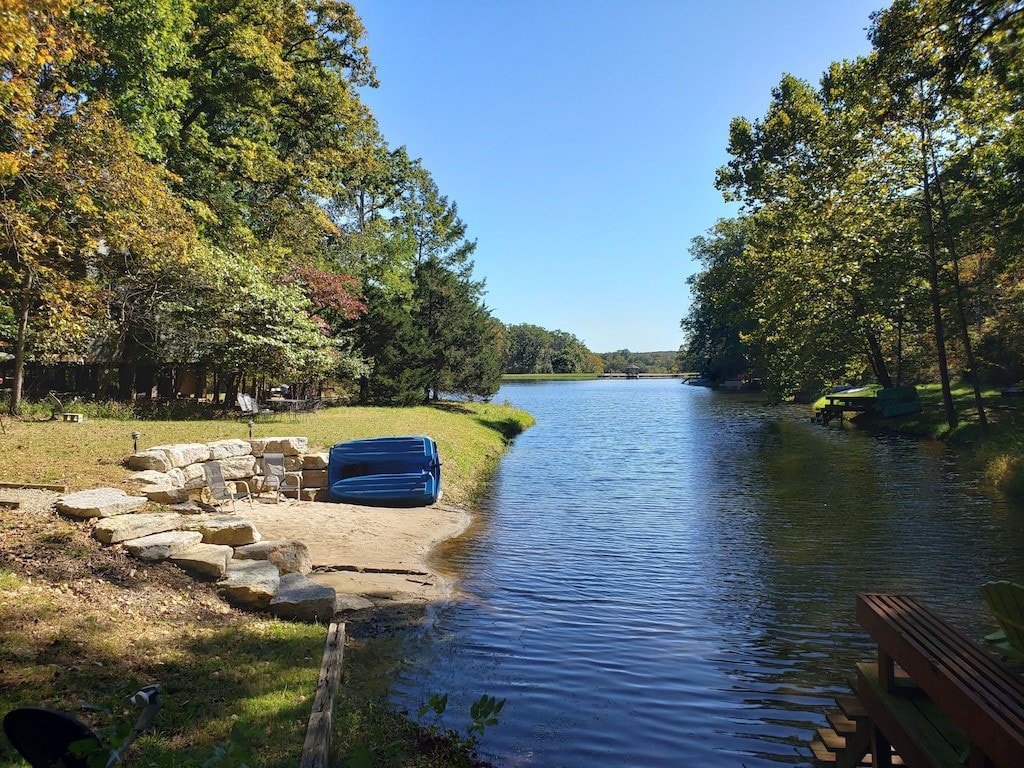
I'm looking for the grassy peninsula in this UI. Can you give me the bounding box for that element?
[812,383,1024,501]
[0,401,533,768]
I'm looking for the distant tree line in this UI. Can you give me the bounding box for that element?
[682,0,1024,429]
[502,324,603,374]
[601,350,680,374]
[1,0,501,413]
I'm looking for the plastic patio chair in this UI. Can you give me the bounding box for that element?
[201,461,254,512]
[981,580,1024,661]
[258,452,302,503]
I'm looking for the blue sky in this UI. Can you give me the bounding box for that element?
[354,1,882,353]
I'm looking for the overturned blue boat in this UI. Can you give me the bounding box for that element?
[327,435,441,507]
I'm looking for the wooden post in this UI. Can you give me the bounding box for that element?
[300,621,345,768]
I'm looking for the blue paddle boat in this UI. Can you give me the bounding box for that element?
[327,436,441,506]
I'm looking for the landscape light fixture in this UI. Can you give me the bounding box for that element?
[248,420,254,440]
[131,430,141,453]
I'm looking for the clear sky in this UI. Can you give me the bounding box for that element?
[353,0,882,353]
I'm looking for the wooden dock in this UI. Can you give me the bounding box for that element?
[810,594,1024,767]
[812,393,876,425]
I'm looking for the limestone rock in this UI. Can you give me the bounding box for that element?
[302,453,328,470]
[249,436,308,457]
[93,512,185,544]
[219,560,280,608]
[170,543,233,579]
[126,450,172,473]
[217,455,257,481]
[182,515,261,546]
[207,439,251,460]
[302,469,327,488]
[178,464,206,491]
[150,443,211,468]
[123,530,203,561]
[234,540,311,574]
[127,471,188,504]
[267,573,336,623]
[57,488,148,519]
[127,470,178,488]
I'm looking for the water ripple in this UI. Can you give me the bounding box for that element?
[380,380,1024,767]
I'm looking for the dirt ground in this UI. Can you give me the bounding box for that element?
[0,487,473,633]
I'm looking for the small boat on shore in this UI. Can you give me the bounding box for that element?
[327,435,441,507]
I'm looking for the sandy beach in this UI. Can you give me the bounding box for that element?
[242,496,472,622]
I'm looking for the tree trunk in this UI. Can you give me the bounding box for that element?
[920,123,958,431]
[866,329,894,388]
[930,149,987,429]
[10,269,33,415]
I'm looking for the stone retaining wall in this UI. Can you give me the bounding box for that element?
[126,436,330,503]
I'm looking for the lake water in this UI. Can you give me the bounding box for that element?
[378,379,1024,766]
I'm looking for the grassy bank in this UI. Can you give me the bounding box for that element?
[0,400,534,768]
[812,383,1024,501]
[0,400,535,507]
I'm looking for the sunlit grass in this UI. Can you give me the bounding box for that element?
[0,400,533,506]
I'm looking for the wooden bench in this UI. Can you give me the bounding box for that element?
[856,593,1024,768]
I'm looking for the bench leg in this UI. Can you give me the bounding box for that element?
[878,648,895,691]
[871,723,893,768]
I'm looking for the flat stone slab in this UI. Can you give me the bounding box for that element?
[56,488,148,519]
[334,592,375,612]
[123,530,203,561]
[268,573,336,623]
[170,543,233,579]
[93,512,186,544]
[234,540,311,574]
[182,515,261,546]
[219,560,280,608]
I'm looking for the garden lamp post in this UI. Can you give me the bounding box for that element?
[248,420,254,440]
[131,431,140,453]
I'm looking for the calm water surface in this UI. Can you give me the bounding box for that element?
[380,380,1024,766]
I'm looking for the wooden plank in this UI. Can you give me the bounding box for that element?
[0,481,67,491]
[810,738,839,763]
[818,726,847,751]
[0,498,21,508]
[300,622,345,768]
[836,693,868,720]
[829,709,859,736]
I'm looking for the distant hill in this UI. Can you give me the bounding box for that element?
[599,350,680,374]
